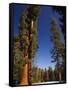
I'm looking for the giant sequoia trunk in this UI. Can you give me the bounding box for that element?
[20,63,28,85]
[28,20,34,85]
[20,20,34,85]
[20,51,29,85]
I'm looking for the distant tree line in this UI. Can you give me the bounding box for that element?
[31,66,65,83]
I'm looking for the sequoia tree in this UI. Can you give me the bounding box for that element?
[50,17,65,81]
[19,5,40,85]
[52,7,66,81]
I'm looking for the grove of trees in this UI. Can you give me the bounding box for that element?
[12,5,66,86]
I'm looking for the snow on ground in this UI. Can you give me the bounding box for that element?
[32,81,63,85]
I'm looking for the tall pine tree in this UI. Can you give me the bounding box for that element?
[19,5,40,85]
[50,17,65,81]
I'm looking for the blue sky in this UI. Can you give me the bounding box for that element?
[13,4,62,70]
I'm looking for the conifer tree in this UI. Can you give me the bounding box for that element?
[50,17,65,81]
[19,5,40,85]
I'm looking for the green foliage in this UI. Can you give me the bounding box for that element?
[27,5,40,21]
[52,7,66,40]
[19,5,40,60]
[13,36,26,82]
[50,17,65,81]
[50,17,65,65]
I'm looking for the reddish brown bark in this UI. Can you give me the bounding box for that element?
[20,52,29,85]
[20,20,33,85]
[20,63,28,85]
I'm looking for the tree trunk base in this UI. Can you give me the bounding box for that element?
[20,63,28,85]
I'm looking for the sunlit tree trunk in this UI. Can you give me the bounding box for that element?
[20,49,29,85]
[20,63,28,85]
[28,20,34,85]
[20,20,34,85]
